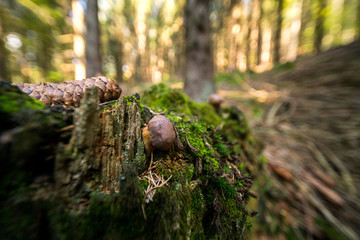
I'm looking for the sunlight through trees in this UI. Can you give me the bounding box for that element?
[0,0,358,83]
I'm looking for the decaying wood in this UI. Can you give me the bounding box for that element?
[15,76,122,106]
[55,88,145,196]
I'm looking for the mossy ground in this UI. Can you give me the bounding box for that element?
[0,83,260,239]
[0,82,44,114]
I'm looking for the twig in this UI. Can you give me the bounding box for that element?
[144,175,172,199]
[148,152,153,170]
[185,131,200,153]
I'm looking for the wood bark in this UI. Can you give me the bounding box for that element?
[55,88,145,196]
[184,0,215,102]
[245,0,254,71]
[298,0,310,55]
[273,0,283,63]
[85,0,102,77]
[257,0,264,66]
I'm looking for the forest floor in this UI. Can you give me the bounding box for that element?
[122,40,360,239]
[220,41,360,240]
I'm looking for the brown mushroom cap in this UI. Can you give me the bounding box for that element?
[148,115,176,151]
[209,94,224,106]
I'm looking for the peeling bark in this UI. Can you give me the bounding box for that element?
[55,88,145,196]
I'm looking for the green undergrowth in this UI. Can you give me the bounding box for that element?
[215,71,248,85]
[272,61,296,72]
[141,83,222,126]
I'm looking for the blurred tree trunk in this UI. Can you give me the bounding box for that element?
[37,36,53,78]
[357,0,360,39]
[108,37,123,82]
[114,40,123,82]
[184,0,215,102]
[257,0,264,66]
[134,54,142,82]
[298,0,310,55]
[85,0,102,77]
[314,0,326,53]
[273,0,283,63]
[72,0,86,80]
[245,0,254,71]
[0,11,9,82]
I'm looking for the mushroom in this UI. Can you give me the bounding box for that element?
[209,93,224,113]
[142,115,176,155]
[142,126,155,155]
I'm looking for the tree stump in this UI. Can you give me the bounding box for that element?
[0,82,261,239]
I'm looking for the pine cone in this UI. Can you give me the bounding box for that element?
[15,76,122,107]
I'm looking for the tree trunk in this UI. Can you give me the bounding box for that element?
[0,11,9,82]
[298,0,310,55]
[85,0,102,77]
[245,0,254,71]
[257,0,264,66]
[357,0,360,39]
[314,0,326,53]
[0,82,259,239]
[184,0,215,102]
[273,0,283,63]
[72,0,86,80]
[109,36,123,82]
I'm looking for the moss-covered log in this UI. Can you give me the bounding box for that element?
[0,82,261,239]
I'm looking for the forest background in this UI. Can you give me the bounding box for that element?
[0,0,359,89]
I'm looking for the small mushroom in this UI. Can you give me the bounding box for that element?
[142,115,176,154]
[209,93,224,113]
[142,126,155,155]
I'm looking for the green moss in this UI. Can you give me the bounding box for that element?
[189,185,206,238]
[215,143,231,156]
[0,85,44,113]
[160,112,220,171]
[53,166,147,239]
[154,158,195,183]
[221,106,250,142]
[141,84,221,126]
[222,198,242,218]
[217,177,236,198]
[99,101,117,111]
